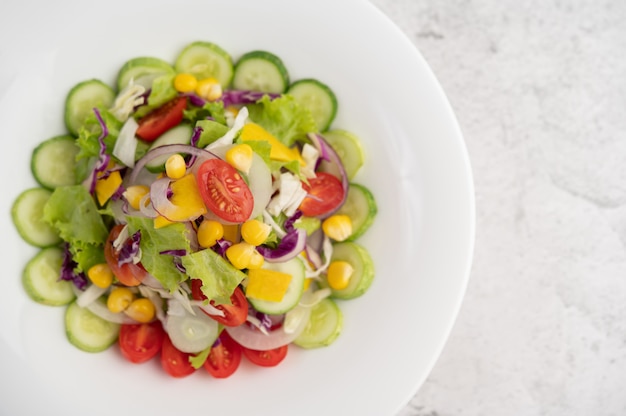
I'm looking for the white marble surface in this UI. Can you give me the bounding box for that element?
[368,0,626,415]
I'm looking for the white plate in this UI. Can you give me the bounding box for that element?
[0,0,474,414]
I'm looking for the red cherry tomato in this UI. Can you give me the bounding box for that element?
[160,334,196,378]
[241,344,288,367]
[298,172,345,217]
[118,321,165,364]
[190,279,249,327]
[104,224,147,287]
[196,159,254,223]
[203,331,242,378]
[136,96,187,142]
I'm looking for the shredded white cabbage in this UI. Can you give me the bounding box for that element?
[110,82,146,122]
[300,143,320,179]
[266,172,308,217]
[113,117,139,168]
[206,106,249,150]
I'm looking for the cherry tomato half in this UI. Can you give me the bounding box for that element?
[190,279,249,327]
[196,159,254,223]
[160,334,196,378]
[104,224,148,286]
[203,331,242,378]
[136,96,187,142]
[298,172,345,217]
[118,321,165,364]
[241,344,288,367]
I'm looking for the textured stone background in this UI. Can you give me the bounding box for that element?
[367,1,626,415]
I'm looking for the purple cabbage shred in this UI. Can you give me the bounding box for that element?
[60,244,88,290]
[117,230,142,266]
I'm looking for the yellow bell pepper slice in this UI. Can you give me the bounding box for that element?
[240,123,304,166]
[246,268,293,302]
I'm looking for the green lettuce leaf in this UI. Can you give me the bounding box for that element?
[133,74,178,118]
[196,119,229,148]
[180,248,246,305]
[126,217,191,293]
[247,95,317,146]
[184,100,227,126]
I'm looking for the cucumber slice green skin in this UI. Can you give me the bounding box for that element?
[233,50,290,94]
[64,79,115,137]
[336,183,377,241]
[247,257,305,315]
[116,56,176,91]
[23,247,75,306]
[287,79,338,132]
[144,124,194,173]
[11,188,61,248]
[31,135,80,189]
[322,129,365,180]
[175,41,234,87]
[324,242,375,300]
[293,297,343,349]
[65,301,120,353]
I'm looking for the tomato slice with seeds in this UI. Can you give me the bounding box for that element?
[161,334,196,378]
[190,279,249,327]
[298,172,345,217]
[118,321,165,364]
[104,224,147,287]
[196,158,254,223]
[204,331,242,378]
[136,96,187,142]
[241,344,288,367]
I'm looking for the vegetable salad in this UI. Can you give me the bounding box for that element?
[11,40,377,378]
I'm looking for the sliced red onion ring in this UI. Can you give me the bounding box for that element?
[307,133,350,218]
[225,305,311,350]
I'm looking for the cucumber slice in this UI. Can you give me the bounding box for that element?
[324,242,375,300]
[116,56,176,90]
[31,135,80,189]
[11,188,61,248]
[144,123,193,172]
[293,297,343,349]
[233,50,289,93]
[335,184,377,241]
[287,79,338,131]
[175,41,234,87]
[22,247,75,306]
[64,79,115,136]
[164,305,219,353]
[322,129,365,180]
[65,300,120,352]
[246,257,305,315]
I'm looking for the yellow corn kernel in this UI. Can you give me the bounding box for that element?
[125,298,156,323]
[247,250,265,270]
[165,154,187,179]
[107,287,135,313]
[198,220,224,248]
[196,77,222,101]
[124,185,150,210]
[322,215,352,242]
[174,73,198,93]
[226,242,255,269]
[225,143,253,174]
[326,260,354,290]
[87,263,113,289]
[241,219,271,246]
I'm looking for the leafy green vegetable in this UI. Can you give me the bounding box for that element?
[248,95,317,146]
[181,248,246,305]
[196,119,229,148]
[184,100,227,125]
[126,217,191,293]
[189,345,212,369]
[43,185,109,272]
[75,108,122,162]
[134,74,178,118]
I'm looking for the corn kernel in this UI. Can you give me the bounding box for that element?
[326,260,354,290]
[107,287,135,313]
[197,220,224,248]
[125,298,156,323]
[247,250,265,270]
[226,242,255,269]
[241,219,271,246]
[124,185,150,210]
[322,215,352,242]
[174,73,198,93]
[225,143,253,174]
[196,77,222,101]
[164,154,187,179]
[87,263,113,289]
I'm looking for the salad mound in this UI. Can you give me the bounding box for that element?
[11,40,377,378]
